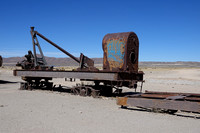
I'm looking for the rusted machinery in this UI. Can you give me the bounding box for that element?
[117,91,200,114]
[0,55,2,67]
[13,27,200,114]
[14,27,144,97]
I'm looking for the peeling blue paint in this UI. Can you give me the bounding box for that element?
[107,39,125,63]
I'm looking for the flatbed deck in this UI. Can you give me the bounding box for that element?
[13,69,144,82]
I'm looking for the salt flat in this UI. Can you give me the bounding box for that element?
[0,67,200,133]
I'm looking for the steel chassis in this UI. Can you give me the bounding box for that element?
[14,27,200,114]
[117,91,200,114]
[13,69,144,96]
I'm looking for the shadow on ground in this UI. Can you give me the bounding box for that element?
[20,85,200,119]
[0,80,18,84]
[32,85,140,97]
[120,106,200,119]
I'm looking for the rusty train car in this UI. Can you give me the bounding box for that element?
[13,27,200,114]
[14,27,144,97]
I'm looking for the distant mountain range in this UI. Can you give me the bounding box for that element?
[2,56,102,66]
[2,56,200,68]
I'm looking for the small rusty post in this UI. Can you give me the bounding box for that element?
[0,55,2,67]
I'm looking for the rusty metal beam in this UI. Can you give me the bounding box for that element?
[31,27,80,64]
[117,97,200,113]
[145,91,200,97]
[13,69,144,81]
[14,70,118,81]
[140,94,176,99]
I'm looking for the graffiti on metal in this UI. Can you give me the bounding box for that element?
[106,38,125,69]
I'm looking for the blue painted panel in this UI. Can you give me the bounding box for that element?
[107,39,125,64]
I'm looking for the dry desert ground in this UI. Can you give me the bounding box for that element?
[0,67,200,133]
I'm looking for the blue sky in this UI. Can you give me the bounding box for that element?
[0,0,200,61]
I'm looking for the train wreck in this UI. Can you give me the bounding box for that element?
[14,27,144,97]
[13,27,200,114]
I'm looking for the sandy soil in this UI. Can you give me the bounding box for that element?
[143,68,200,93]
[0,67,200,133]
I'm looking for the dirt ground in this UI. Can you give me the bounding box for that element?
[0,67,200,133]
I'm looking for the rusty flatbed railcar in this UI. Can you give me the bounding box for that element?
[14,27,200,114]
[14,27,144,97]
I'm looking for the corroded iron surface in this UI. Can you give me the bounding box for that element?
[14,27,144,96]
[117,91,200,114]
[102,32,139,72]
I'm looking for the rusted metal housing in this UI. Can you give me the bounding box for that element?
[102,32,139,72]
